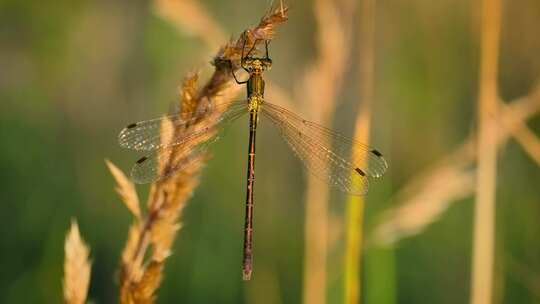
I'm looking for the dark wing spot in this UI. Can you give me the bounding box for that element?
[136,156,148,164]
[126,123,138,129]
[371,149,383,157]
[355,168,366,176]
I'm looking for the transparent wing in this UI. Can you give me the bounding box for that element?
[262,102,388,195]
[128,102,248,184]
[118,100,247,151]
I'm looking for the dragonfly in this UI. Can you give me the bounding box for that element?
[118,39,388,280]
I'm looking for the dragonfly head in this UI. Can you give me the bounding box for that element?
[242,57,272,74]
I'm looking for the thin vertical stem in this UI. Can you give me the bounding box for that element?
[471,0,501,303]
[303,178,330,304]
[344,0,375,303]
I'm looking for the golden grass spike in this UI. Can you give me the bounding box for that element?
[150,216,181,262]
[106,159,141,220]
[131,261,164,304]
[121,223,144,282]
[179,72,200,116]
[214,5,288,63]
[63,219,92,304]
[252,5,289,40]
[157,116,175,175]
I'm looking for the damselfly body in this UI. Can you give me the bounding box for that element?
[118,38,388,280]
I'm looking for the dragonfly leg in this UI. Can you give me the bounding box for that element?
[227,60,249,84]
[241,31,248,59]
[245,39,260,58]
[264,40,270,59]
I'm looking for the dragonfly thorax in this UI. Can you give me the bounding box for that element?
[247,73,265,99]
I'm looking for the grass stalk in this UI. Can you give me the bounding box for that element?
[471,0,502,303]
[343,0,375,303]
[301,0,355,303]
[344,198,365,304]
[506,112,540,166]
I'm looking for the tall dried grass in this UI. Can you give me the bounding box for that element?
[366,2,540,302]
[300,0,355,303]
[343,0,376,303]
[471,0,502,302]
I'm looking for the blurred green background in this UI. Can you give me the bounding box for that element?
[1,0,540,303]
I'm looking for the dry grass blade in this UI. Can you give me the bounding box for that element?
[499,85,540,166]
[116,5,288,302]
[106,159,141,220]
[373,166,475,245]
[63,219,92,304]
[511,124,540,166]
[371,85,540,245]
